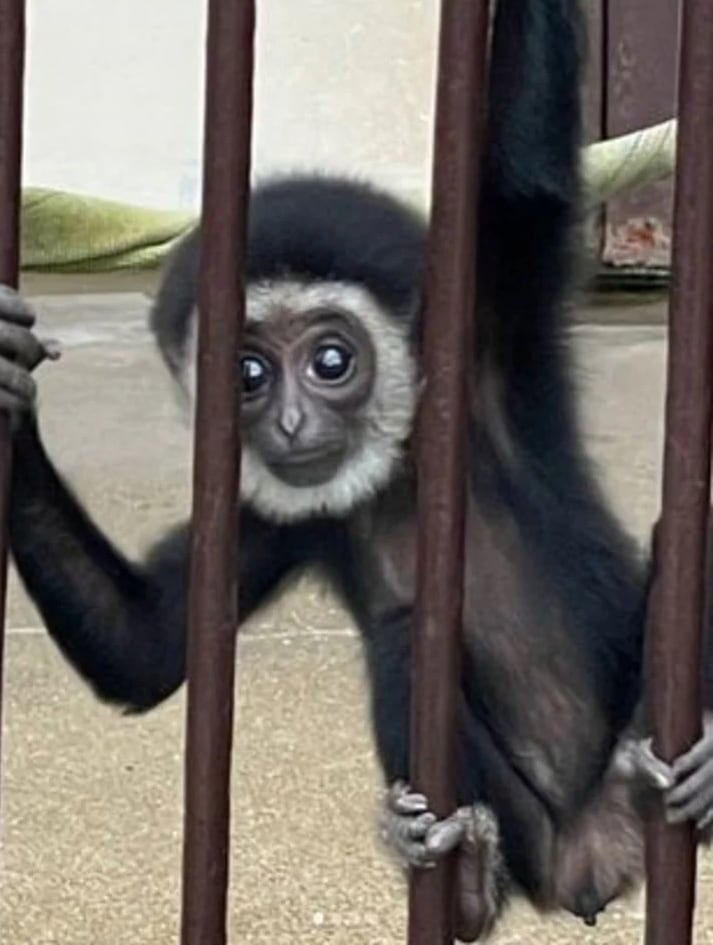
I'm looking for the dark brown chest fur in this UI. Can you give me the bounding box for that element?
[349,479,611,811]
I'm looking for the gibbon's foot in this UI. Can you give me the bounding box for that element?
[379,782,508,941]
[614,714,713,838]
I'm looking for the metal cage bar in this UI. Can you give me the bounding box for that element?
[408,3,490,945]
[0,0,25,814]
[180,2,256,944]
[644,3,713,945]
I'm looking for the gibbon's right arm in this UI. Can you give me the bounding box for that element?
[0,284,296,711]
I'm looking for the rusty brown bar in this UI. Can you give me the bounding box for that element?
[644,3,713,945]
[603,0,679,261]
[180,2,255,944]
[408,2,490,945]
[0,0,25,811]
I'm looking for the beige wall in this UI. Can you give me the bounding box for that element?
[25,0,438,211]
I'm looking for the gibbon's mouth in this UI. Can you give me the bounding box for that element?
[268,447,346,487]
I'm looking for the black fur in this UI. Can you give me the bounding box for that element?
[476,0,644,733]
[6,0,653,920]
[150,174,427,374]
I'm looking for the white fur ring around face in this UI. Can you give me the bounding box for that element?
[175,279,418,523]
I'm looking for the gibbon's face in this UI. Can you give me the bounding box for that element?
[240,305,375,487]
[180,278,418,523]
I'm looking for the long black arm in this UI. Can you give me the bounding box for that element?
[8,418,299,710]
[472,0,646,734]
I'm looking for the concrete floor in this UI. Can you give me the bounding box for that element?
[2,284,713,945]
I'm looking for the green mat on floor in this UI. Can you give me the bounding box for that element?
[20,188,196,273]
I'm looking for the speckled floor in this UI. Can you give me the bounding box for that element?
[2,285,713,945]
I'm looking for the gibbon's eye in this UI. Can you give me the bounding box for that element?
[311,343,354,383]
[240,355,271,396]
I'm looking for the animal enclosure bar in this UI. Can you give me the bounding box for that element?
[408,2,490,945]
[644,3,713,945]
[180,2,255,944]
[0,0,25,811]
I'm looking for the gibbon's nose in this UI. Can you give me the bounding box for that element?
[278,405,305,440]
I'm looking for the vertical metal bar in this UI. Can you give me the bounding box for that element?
[180,2,255,944]
[644,3,713,945]
[0,0,25,810]
[581,0,604,145]
[408,3,490,945]
[603,0,679,257]
[0,0,23,283]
